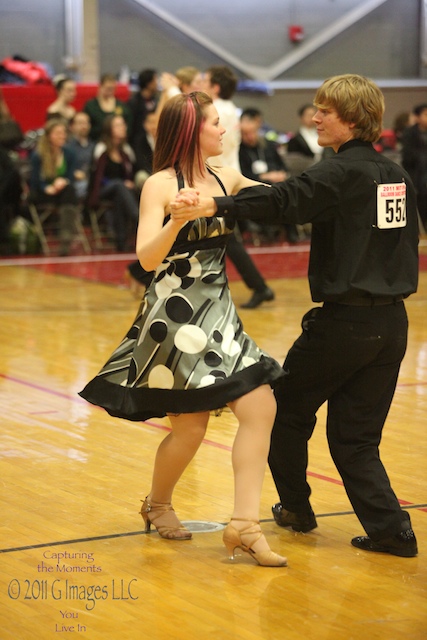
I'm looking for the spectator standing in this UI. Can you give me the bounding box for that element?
[203,66,275,309]
[203,65,241,170]
[154,66,205,115]
[175,66,204,94]
[0,86,24,150]
[401,103,427,228]
[127,68,159,148]
[393,111,412,151]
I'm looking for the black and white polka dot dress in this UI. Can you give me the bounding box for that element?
[79,173,283,421]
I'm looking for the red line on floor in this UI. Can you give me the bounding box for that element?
[2,372,424,508]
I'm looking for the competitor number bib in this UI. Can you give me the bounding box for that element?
[377,183,406,229]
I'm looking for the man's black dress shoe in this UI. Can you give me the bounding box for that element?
[241,287,275,309]
[272,502,318,533]
[351,528,418,557]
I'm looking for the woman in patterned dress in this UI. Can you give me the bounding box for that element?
[80,92,286,566]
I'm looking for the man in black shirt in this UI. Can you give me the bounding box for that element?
[170,74,419,557]
[127,68,159,149]
[401,103,427,228]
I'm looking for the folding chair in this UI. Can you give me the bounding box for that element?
[88,200,115,250]
[28,200,91,256]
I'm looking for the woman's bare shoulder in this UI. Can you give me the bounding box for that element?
[215,166,240,179]
[215,166,260,193]
[142,169,180,203]
[146,168,177,186]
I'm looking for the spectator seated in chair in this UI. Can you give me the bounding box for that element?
[88,114,139,252]
[29,118,81,256]
[239,107,299,244]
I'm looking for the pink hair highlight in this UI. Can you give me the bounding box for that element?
[153,91,212,186]
[172,97,199,171]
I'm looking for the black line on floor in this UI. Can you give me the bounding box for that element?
[1,504,425,554]
[0,530,148,554]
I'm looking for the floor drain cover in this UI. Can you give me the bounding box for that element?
[180,521,225,533]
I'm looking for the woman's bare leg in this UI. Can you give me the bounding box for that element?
[228,384,277,553]
[141,411,210,539]
[148,411,210,503]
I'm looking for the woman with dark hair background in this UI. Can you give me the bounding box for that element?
[88,113,139,252]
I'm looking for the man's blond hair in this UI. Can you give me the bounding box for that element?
[314,74,384,142]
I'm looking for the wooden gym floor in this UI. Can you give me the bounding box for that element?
[0,240,426,639]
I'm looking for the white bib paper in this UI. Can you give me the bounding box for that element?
[252,159,268,175]
[377,183,407,229]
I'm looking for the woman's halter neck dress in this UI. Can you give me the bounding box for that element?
[79,170,283,421]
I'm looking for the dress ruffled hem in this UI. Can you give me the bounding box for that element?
[78,357,283,422]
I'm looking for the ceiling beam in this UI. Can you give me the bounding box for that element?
[132,0,389,80]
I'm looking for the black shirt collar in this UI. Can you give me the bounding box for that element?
[337,139,373,153]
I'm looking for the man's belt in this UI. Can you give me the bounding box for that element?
[327,295,404,307]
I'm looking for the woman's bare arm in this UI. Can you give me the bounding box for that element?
[136,173,185,272]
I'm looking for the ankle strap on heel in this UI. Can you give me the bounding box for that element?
[229,518,260,524]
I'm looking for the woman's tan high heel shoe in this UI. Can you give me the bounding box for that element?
[223,519,287,567]
[140,497,192,540]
